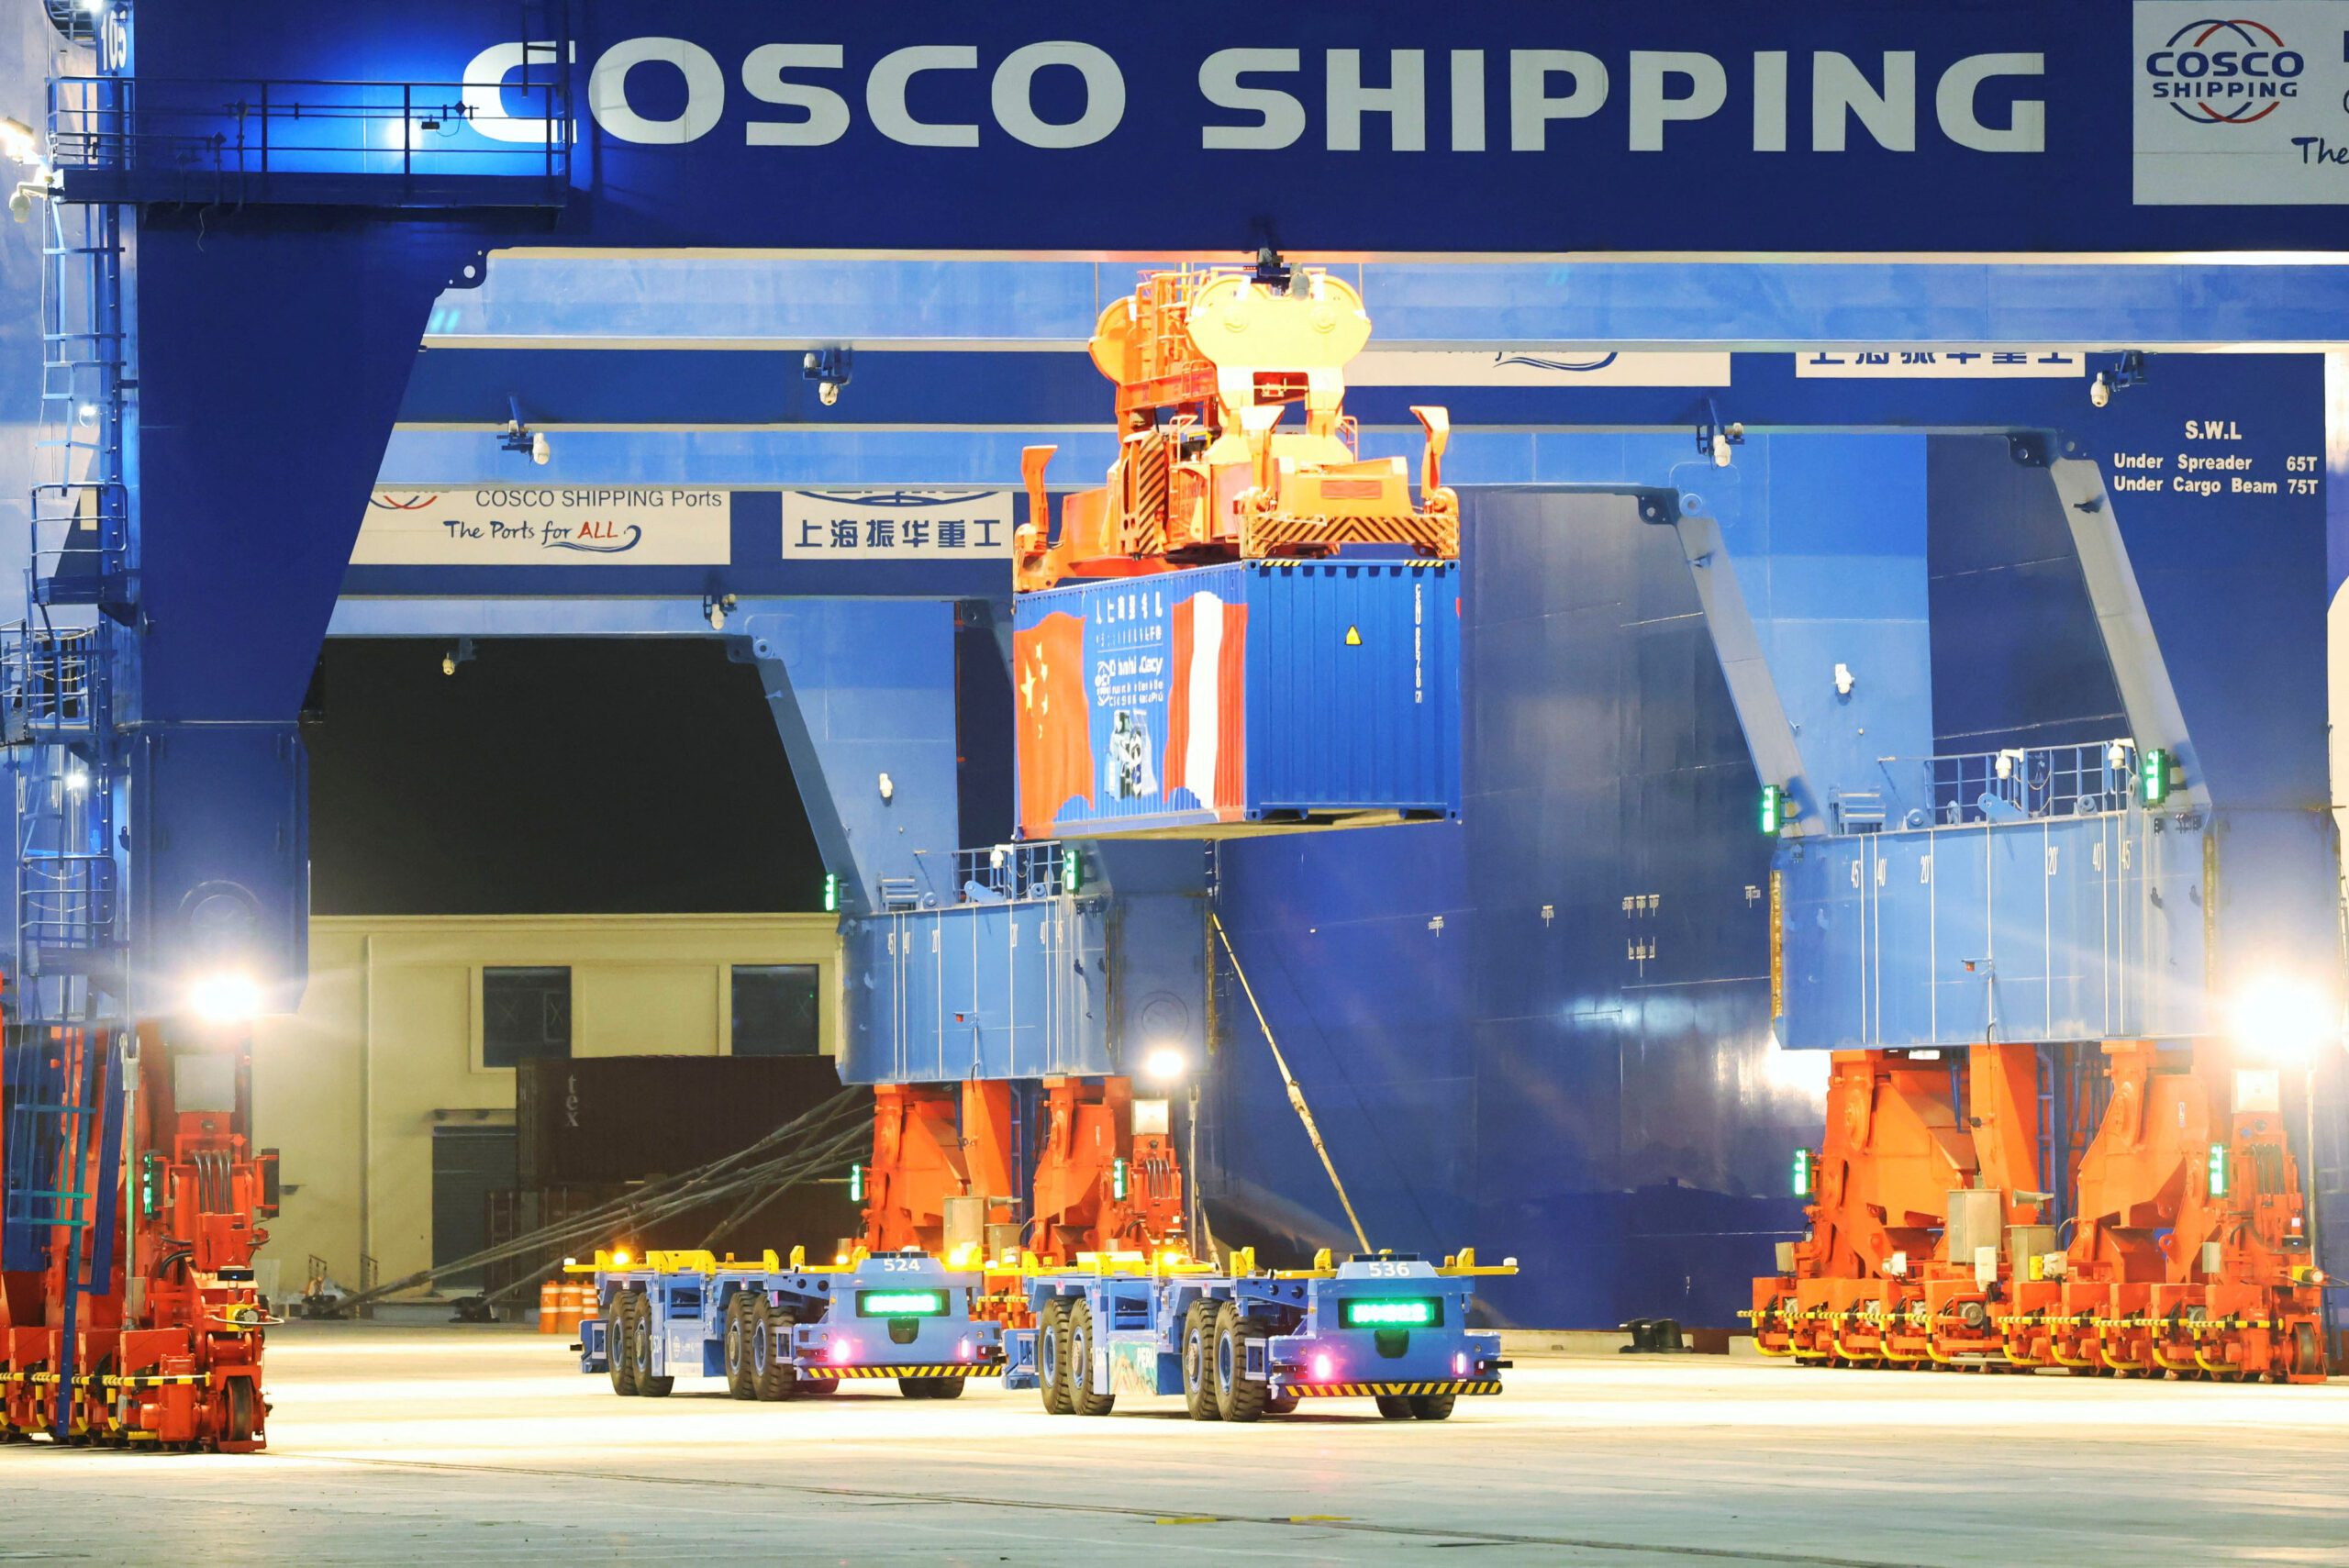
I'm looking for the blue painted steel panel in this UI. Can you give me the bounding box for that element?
[1776,811,2226,1051]
[1927,438,2125,753]
[1872,834,1932,1046]
[1987,827,2049,1041]
[841,841,1207,1086]
[1719,434,1937,826]
[123,3,2349,256]
[1778,840,1866,1050]
[840,898,1107,1085]
[1013,562,1460,839]
[128,725,309,1013]
[414,255,2349,355]
[1929,829,1993,1042]
[736,601,962,912]
[1208,489,1798,1329]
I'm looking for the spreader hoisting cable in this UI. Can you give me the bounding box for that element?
[1209,912,1373,1255]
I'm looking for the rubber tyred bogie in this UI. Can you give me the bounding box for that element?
[1753,1041,2332,1385]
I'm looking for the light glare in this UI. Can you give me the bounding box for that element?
[2229,974,2340,1065]
[187,972,262,1023]
[1142,1045,1187,1082]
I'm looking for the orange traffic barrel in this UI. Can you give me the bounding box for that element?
[564,1280,593,1330]
[539,1278,562,1333]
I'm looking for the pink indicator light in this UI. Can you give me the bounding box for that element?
[956,1338,973,1362]
[1310,1352,1334,1382]
[1453,1351,1467,1377]
[829,1340,855,1364]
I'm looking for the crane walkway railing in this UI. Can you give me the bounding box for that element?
[47,72,573,208]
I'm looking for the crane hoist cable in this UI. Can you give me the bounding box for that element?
[1209,911,1373,1255]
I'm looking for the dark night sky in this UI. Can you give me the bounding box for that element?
[305,639,822,916]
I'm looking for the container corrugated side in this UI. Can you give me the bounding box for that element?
[1247,561,1459,817]
[1012,560,1460,839]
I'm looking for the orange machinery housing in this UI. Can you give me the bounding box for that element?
[1752,1040,2327,1381]
[1016,254,1457,593]
[1,1022,275,1448]
[860,1078,1185,1269]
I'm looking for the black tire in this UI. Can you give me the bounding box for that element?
[899,1376,936,1398]
[797,1374,839,1396]
[927,1375,965,1400]
[1266,1392,1299,1415]
[2293,1322,2321,1381]
[751,1299,797,1401]
[222,1377,257,1444]
[1212,1303,1268,1423]
[633,1293,674,1397]
[1181,1301,1221,1421]
[1374,1395,1414,1419]
[722,1295,758,1400]
[1068,1297,1116,1416]
[1408,1393,1456,1421]
[607,1294,640,1396]
[1037,1297,1073,1415]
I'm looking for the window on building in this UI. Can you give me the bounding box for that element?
[731,964,820,1057]
[483,966,571,1068]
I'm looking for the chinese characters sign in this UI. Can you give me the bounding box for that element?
[782,489,1014,560]
[356,487,730,564]
[1795,349,2084,380]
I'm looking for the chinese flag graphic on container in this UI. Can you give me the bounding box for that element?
[1164,590,1247,814]
[1017,611,1093,836]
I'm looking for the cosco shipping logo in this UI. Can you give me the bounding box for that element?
[2144,17,2304,124]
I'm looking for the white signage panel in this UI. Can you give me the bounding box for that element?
[782,489,1015,560]
[357,486,730,564]
[2133,3,2349,205]
[1348,350,1731,387]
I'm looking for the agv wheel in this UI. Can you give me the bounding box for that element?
[1037,1297,1073,1415]
[1408,1392,1456,1421]
[1068,1298,1116,1417]
[632,1293,674,1397]
[722,1295,758,1400]
[1374,1395,1414,1419]
[1211,1303,1267,1423]
[1181,1301,1221,1421]
[607,1294,640,1396]
[751,1299,798,1401]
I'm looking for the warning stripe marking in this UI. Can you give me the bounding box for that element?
[798,1363,999,1380]
[1280,1379,1502,1398]
[2,1372,208,1389]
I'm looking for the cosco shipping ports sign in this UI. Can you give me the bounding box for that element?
[137,2,2349,251]
[358,488,729,564]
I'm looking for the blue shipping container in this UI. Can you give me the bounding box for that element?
[1012,560,1461,839]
